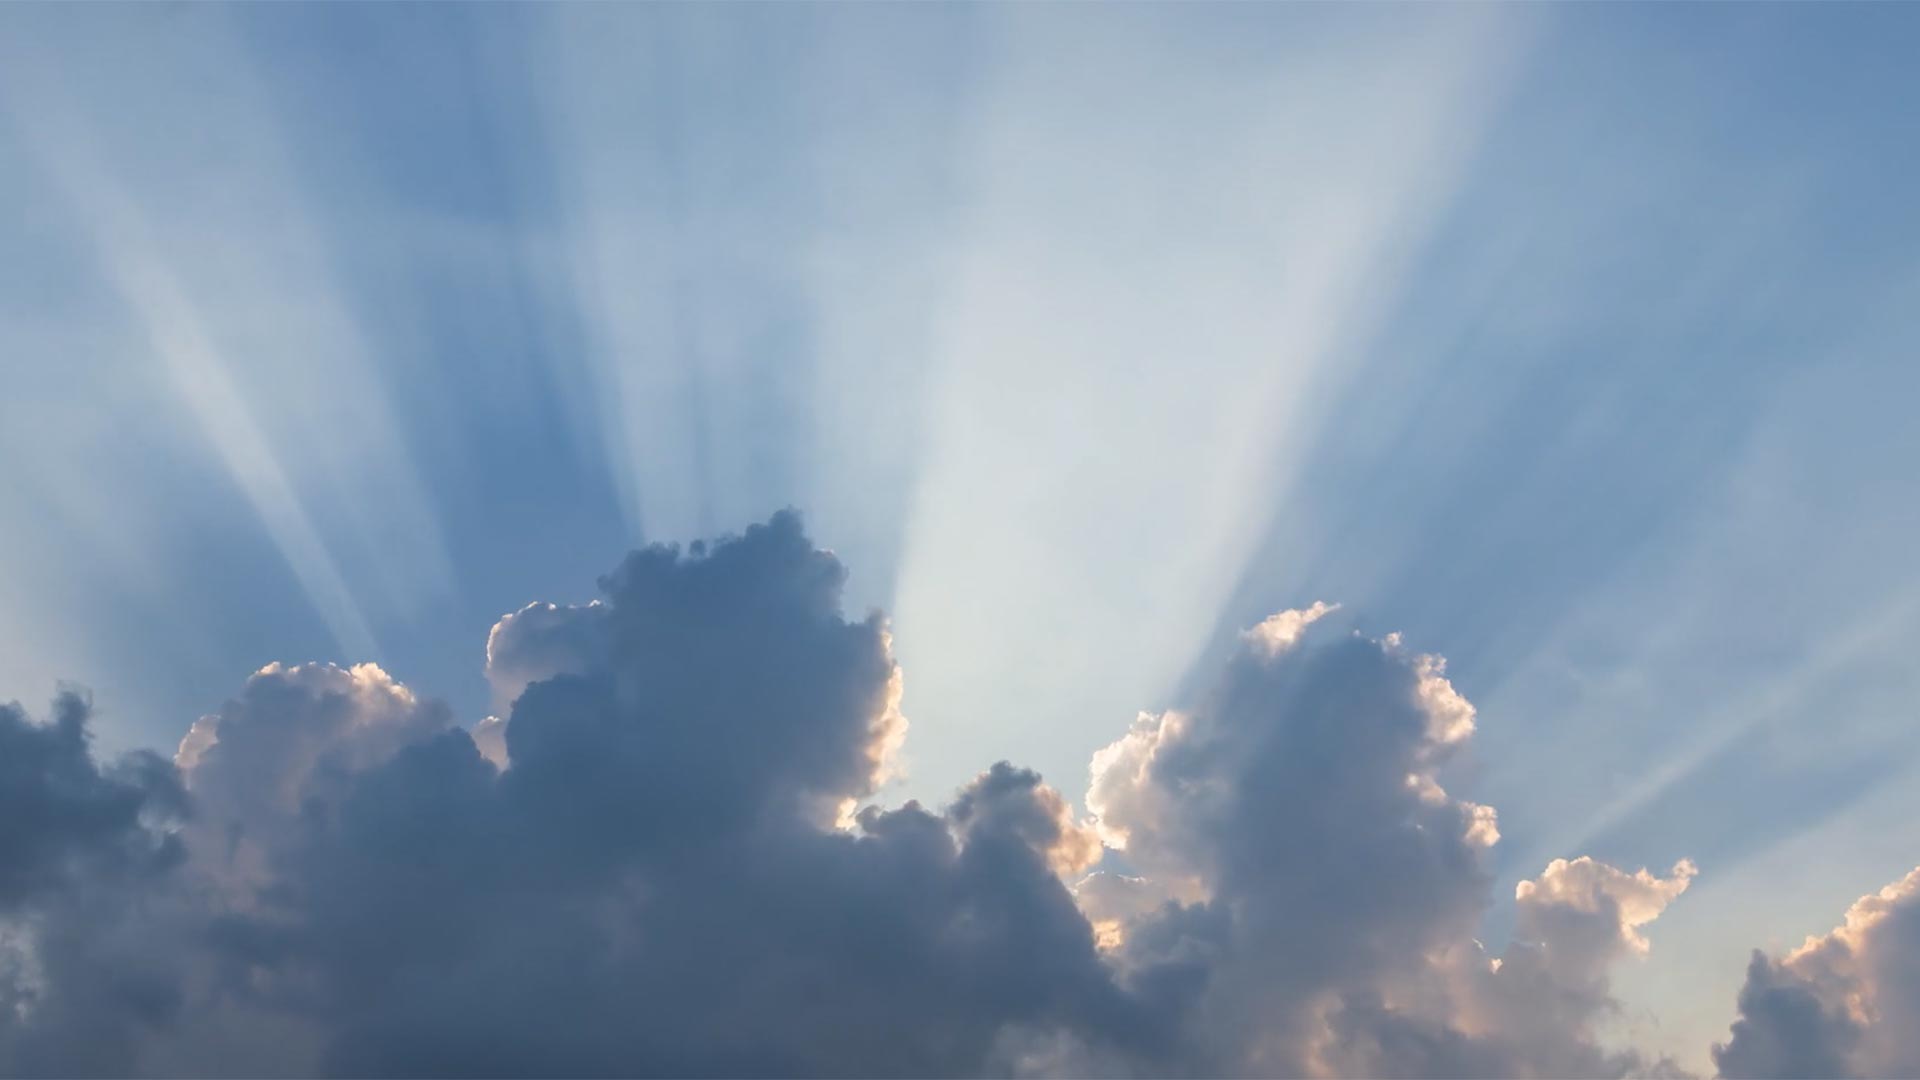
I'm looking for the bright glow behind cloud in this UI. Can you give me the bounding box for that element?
[891,7,1526,800]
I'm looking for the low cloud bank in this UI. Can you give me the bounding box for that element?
[0,511,1909,1076]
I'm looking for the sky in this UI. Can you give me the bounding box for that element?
[2,5,1919,1077]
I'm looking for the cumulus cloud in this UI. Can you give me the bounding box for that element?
[1714,865,1920,1079]
[483,600,611,713]
[1079,606,1691,1078]
[0,512,1131,1076]
[0,692,184,910]
[0,692,187,1075]
[473,600,613,768]
[159,661,456,921]
[0,509,1878,1077]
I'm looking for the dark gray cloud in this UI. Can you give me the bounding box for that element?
[0,691,184,910]
[0,511,1896,1077]
[115,511,1136,1077]
[0,692,187,1075]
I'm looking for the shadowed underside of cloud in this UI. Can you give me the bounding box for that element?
[0,511,1901,1077]
[0,694,188,1075]
[1714,866,1920,1079]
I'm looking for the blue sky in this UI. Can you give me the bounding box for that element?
[3,5,1919,1075]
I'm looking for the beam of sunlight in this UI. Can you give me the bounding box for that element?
[110,258,384,664]
[538,6,795,545]
[0,12,456,663]
[1475,337,1920,885]
[528,5,980,621]
[1550,582,1920,867]
[888,6,1527,801]
[5,102,381,662]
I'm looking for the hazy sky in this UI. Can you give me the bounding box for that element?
[2,5,1918,1076]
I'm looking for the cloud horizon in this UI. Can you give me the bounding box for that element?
[2,511,1909,1077]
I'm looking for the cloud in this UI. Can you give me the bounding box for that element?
[1714,865,1920,1079]
[483,601,611,715]
[0,511,1127,1076]
[0,692,187,1075]
[0,692,185,912]
[0,510,1864,1078]
[176,662,451,813]
[169,661,452,897]
[1081,606,1691,1077]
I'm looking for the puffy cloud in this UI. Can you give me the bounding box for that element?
[951,762,1105,880]
[472,599,612,769]
[23,511,1124,1076]
[1244,600,1341,657]
[1515,857,1698,961]
[171,661,453,894]
[176,661,450,813]
[492,512,908,839]
[0,692,184,911]
[483,600,611,713]
[1714,865,1920,1079]
[208,762,1124,1072]
[0,511,1796,1078]
[1084,608,1689,1077]
[0,692,187,1076]
[1452,857,1696,1078]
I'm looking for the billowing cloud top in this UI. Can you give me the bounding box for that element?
[1715,866,1920,1079]
[1077,603,1689,1078]
[0,512,1913,1077]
